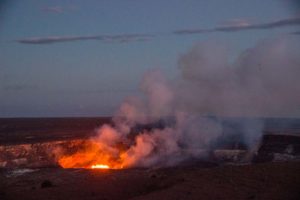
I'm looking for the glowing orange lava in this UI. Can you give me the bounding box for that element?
[58,139,126,169]
[91,164,110,169]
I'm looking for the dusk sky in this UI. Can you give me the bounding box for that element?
[0,0,299,117]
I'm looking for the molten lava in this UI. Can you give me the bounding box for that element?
[57,124,154,169]
[58,139,125,169]
[91,164,110,169]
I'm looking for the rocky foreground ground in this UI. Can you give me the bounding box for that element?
[1,161,300,200]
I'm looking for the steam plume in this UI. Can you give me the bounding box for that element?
[59,36,300,168]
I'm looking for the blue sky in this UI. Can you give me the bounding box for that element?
[0,0,299,117]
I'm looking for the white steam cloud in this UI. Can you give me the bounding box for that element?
[84,36,300,168]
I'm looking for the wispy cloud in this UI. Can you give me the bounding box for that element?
[16,16,300,45]
[42,6,64,13]
[216,16,300,31]
[16,34,154,45]
[41,5,78,13]
[173,29,211,35]
[174,16,300,35]
[219,19,252,27]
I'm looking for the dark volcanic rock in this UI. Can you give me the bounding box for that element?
[253,134,300,163]
[0,139,87,168]
[41,180,53,188]
[1,162,300,200]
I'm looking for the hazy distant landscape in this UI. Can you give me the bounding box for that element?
[1,117,300,145]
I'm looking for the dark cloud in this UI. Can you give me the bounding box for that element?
[173,29,212,35]
[17,36,104,44]
[16,34,154,45]
[216,16,300,31]
[174,16,300,35]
